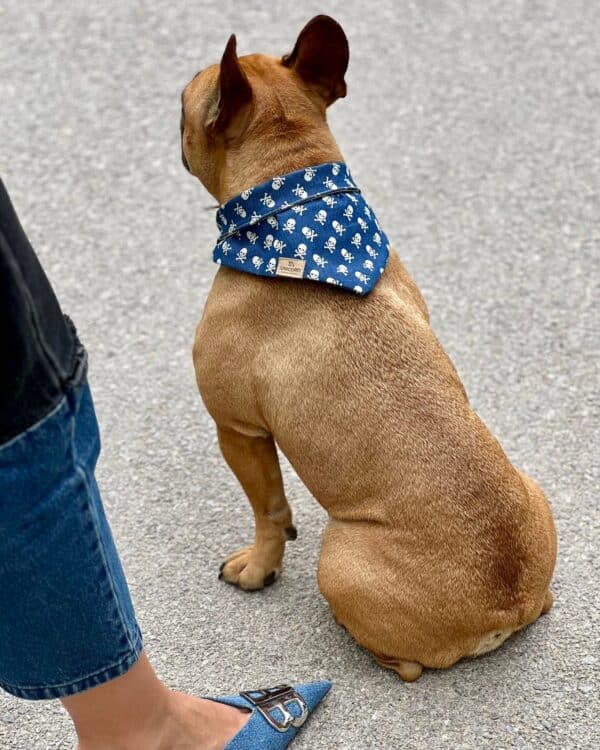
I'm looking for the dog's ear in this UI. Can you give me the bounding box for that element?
[282,15,349,106]
[208,34,253,137]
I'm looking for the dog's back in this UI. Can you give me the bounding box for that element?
[195,247,556,674]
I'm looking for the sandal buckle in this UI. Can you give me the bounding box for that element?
[241,685,309,733]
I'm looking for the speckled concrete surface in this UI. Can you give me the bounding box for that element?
[0,1,598,748]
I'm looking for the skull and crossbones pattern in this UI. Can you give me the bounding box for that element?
[213,162,390,295]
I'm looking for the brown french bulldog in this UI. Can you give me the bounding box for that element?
[180,15,557,680]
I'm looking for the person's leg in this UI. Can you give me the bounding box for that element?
[0,180,83,444]
[0,180,248,750]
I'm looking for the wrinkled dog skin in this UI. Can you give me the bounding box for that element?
[181,15,556,680]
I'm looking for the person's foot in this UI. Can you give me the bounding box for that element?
[65,652,250,750]
[66,653,329,750]
[76,690,249,750]
[158,690,251,750]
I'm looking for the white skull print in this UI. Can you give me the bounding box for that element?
[260,193,275,208]
[295,243,307,259]
[236,247,248,263]
[324,236,337,252]
[292,184,308,199]
[252,256,263,270]
[315,209,328,225]
[282,218,296,233]
[312,253,327,268]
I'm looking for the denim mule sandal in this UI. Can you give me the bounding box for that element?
[211,681,331,749]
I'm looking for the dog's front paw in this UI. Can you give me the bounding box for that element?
[218,545,282,591]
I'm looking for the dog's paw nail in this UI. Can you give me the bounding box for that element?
[263,571,277,587]
[219,561,226,573]
[285,525,298,540]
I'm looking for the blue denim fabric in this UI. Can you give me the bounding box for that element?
[218,682,332,750]
[0,381,142,700]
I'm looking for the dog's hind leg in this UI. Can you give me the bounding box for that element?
[217,426,295,591]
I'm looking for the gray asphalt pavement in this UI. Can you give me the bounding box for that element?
[1,1,598,748]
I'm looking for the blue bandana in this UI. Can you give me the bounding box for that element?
[213,162,390,294]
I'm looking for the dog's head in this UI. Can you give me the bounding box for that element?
[181,15,349,202]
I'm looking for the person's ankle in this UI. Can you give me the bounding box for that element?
[75,683,171,750]
[63,653,175,750]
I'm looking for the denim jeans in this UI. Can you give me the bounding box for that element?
[0,179,142,699]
